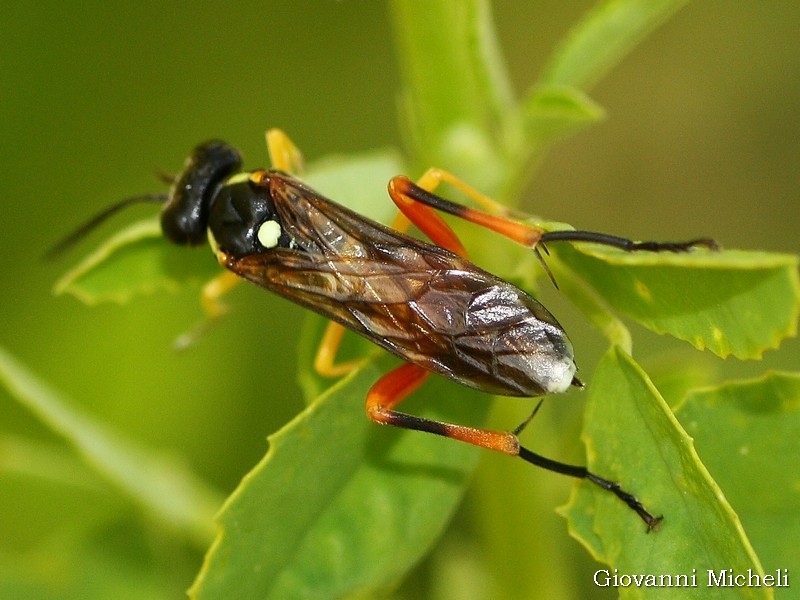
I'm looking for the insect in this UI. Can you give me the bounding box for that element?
[52,130,717,530]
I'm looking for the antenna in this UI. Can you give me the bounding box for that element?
[44,193,167,260]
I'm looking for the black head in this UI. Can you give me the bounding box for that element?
[46,140,283,261]
[160,141,243,246]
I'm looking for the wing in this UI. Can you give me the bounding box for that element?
[220,173,577,397]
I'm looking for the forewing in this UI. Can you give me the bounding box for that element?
[222,173,571,396]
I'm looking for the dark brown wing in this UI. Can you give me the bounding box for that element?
[221,173,577,397]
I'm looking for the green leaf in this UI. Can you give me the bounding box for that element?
[540,0,690,90]
[561,347,769,599]
[53,219,216,305]
[522,85,606,147]
[642,351,719,409]
[676,372,800,574]
[190,355,488,599]
[0,345,222,547]
[54,150,406,306]
[552,244,800,359]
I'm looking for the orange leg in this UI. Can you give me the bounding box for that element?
[388,173,543,253]
[365,356,661,529]
[388,170,717,255]
[366,363,520,456]
[386,167,521,257]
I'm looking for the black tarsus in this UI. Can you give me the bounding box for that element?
[534,230,718,289]
[511,399,662,530]
[539,230,719,253]
[517,445,663,532]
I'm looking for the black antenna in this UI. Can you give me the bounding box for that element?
[44,193,167,260]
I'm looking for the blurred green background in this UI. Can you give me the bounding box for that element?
[1,2,798,598]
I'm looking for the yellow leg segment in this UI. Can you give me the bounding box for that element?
[414,167,511,215]
[201,270,241,319]
[266,129,305,174]
[313,321,367,378]
[174,270,241,350]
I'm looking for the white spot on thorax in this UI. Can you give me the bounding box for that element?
[257,220,282,248]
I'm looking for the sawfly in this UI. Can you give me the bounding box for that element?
[51,130,717,530]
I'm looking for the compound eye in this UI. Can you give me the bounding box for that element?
[257,219,282,249]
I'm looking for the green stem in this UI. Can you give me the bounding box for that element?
[389,0,521,195]
[0,345,222,549]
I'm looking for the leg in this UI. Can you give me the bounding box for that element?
[266,129,305,174]
[200,270,240,319]
[173,270,241,349]
[314,321,366,378]
[368,362,662,531]
[266,128,369,379]
[388,167,521,258]
[389,173,717,254]
[388,174,543,253]
[366,362,519,455]
[516,447,663,531]
[538,229,718,252]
